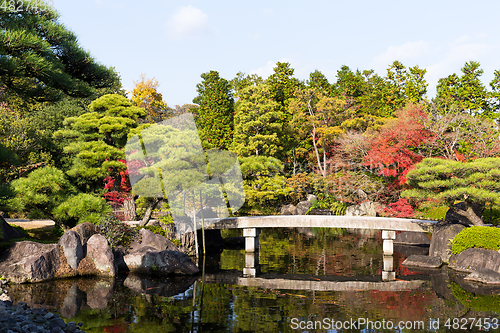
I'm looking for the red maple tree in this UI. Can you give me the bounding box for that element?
[363,104,434,188]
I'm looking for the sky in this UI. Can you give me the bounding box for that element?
[54,0,500,107]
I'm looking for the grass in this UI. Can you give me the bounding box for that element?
[0,225,61,253]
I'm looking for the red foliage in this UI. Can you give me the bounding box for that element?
[382,198,414,218]
[363,105,434,188]
[103,159,132,207]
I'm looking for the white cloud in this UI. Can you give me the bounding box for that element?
[425,35,495,96]
[166,5,210,40]
[249,60,277,79]
[371,41,431,71]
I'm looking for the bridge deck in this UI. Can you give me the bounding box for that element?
[204,215,437,233]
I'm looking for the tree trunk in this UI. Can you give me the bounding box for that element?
[452,202,485,226]
[123,197,137,221]
[140,198,161,226]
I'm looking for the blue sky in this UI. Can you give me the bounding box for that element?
[54,0,500,106]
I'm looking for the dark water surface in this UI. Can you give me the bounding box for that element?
[6,228,500,332]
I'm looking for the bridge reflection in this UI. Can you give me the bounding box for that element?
[203,270,425,292]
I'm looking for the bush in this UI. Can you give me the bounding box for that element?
[451,226,500,255]
[95,215,139,250]
[53,193,112,227]
[381,198,414,218]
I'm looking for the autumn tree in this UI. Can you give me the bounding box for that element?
[193,70,234,150]
[363,104,434,189]
[130,74,170,123]
[402,157,500,226]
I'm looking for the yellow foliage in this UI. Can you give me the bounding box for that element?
[130,74,169,123]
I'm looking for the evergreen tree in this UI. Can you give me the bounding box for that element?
[232,83,282,157]
[54,94,145,192]
[402,157,500,226]
[0,1,121,107]
[192,70,234,150]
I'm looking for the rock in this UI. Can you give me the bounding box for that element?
[58,231,83,270]
[295,201,312,215]
[402,255,443,269]
[280,204,297,215]
[429,221,468,264]
[449,248,500,273]
[86,234,116,276]
[394,231,431,246]
[464,268,500,285]
[139,228,180,252]
[345,201,381,217]
[0,215,25,243]
[69,222,99,246]
[306,194,317,202]
[123,246,199,275]
[0,241,61,283]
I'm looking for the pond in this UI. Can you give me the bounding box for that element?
[5,228,500,332]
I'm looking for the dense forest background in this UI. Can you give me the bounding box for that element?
[2,3,500,229]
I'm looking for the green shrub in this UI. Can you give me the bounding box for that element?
[53,193,112,227]
[307,194,347,215]
[451,226,500,255]
[95,215,138,250]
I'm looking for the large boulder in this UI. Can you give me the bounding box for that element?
[429,221,468,264]
[449,248,500,273]
[86,234,116,276]
[295,201,312,215]
[123,246,199,275]
[345,201,381,217]
[58,231,83,270]
[0,241,61,283]
[139,228,180,252]
[0,216,25,243]
[69,222,99,246]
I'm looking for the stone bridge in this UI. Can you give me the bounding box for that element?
[202,215,437,280]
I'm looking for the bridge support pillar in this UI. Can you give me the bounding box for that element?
[244,228,260,253]
[382,230,395,256]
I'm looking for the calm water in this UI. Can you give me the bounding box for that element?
[6,228,500,332]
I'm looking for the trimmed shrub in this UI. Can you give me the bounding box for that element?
[53,193,112,227]
[451,226,500,255]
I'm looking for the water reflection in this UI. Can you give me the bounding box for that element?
[4,228,500,332]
